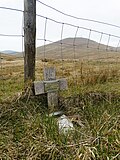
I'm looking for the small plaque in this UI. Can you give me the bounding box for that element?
[59,78,68,90]
[45,81,59,92]
[44,67,56,81]
[34,81,45,95]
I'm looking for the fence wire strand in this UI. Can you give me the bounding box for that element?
[36,0,120,29]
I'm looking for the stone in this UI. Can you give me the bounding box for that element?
[44,80,59,92]
[58,115,74,134]
[48,111,63,117]
[34,67,68,110]
[34,81,44,95]
[44,67,56,80]
[47,91,58,109]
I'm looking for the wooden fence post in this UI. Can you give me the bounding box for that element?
[24,0,36,85]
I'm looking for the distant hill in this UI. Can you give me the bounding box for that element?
[1,50,17,55]
[0,52,16,61]
[1,50,22,59]
[36,37,118,59]
[3,37,119,60]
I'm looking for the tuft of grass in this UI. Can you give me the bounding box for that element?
[0,93,120,159]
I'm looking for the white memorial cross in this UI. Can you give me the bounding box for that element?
[34,67,68,109]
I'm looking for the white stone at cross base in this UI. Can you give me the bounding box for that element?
[34,67,68,109]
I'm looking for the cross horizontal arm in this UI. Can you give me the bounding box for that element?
[34,78,68,95]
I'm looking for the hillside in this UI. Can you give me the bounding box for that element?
[0,52,16,61]
[1,50,17,54]
[36,37,118,59]
[2,37,119,60]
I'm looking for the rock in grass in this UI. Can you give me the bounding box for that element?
[49,111,63,117]
[58,115,74,134]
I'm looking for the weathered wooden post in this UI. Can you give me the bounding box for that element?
[44,67,58,110]
[24,0,36,85]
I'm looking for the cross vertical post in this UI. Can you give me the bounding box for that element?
[24,0,36,86]
[44,67,58,111]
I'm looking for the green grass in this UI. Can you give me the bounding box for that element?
[0,76,24,101]
[0,94,120,159]
[0,59,120,159]
[1,60,120,101]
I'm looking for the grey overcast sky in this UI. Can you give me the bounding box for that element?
[0,0,120,52]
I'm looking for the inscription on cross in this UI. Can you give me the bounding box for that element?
[34,67,68,110]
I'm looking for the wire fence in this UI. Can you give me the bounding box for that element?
[0,1,120,100]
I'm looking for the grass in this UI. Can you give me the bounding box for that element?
[0,58,120,159]
[1,58,120,100]
[0,94,120,159]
